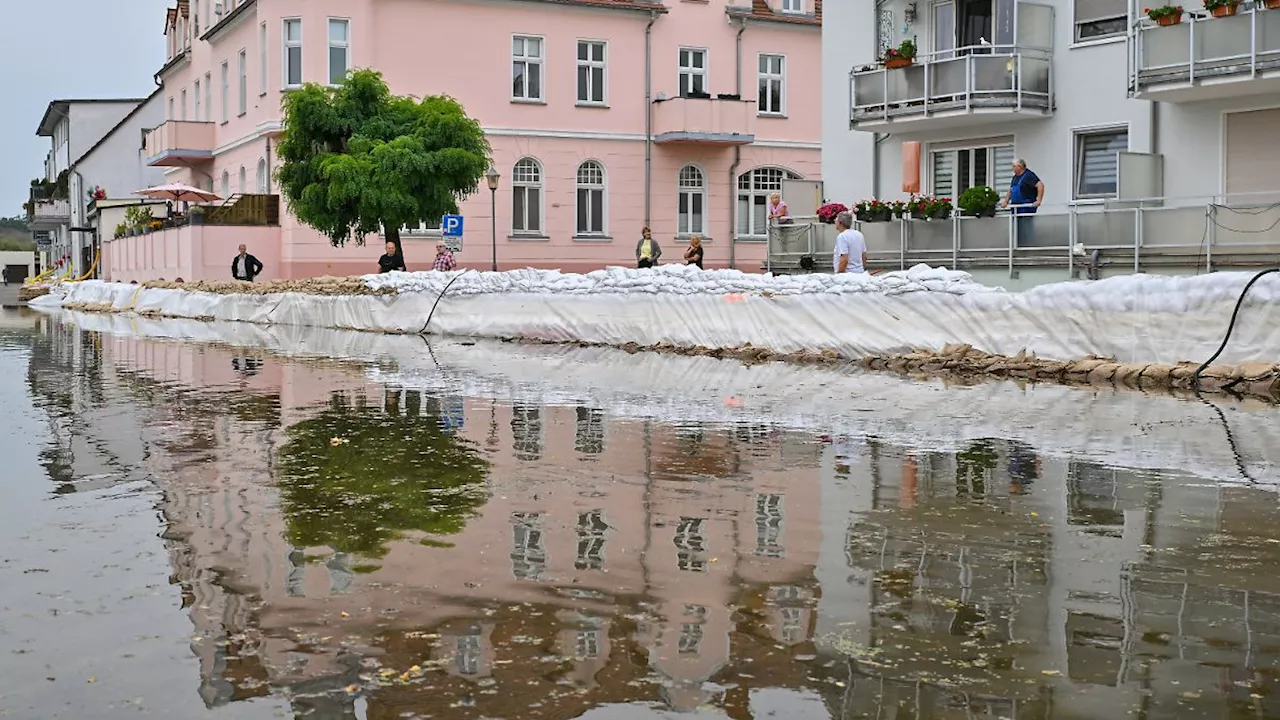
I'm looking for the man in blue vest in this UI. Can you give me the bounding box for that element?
[1000,158,1044,246]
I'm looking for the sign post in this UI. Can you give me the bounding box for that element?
[441,214,464,252]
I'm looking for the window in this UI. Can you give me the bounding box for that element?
[193,0,201,35]
[180,89,188,120]
[204,73,212,120]
[167,97,174,119]
[678,165,706,235]
[511,404,543,461]
[512,157,543,234]
[1074,128,1128,199]
[755,494,785,557]
[402,217,442,235]
[576,41,606,105]
[737,167,800,237]
[574,406,605,454]
[575,510,608,570]
[673,517,707,572]
[758,54,785,115]
[510,512,546,580]
[238,166,246,192]
[256,158,267,192]
[259,22,268,94]
[576,161,606,236]
[781,0,804,10]
[679,48,707,97]
[221,171,230,198]
[237,50,247,114]
[194,79,202,120]
[220,61,229,122]
[512,35,543,101]
[930,143,1014,199]
[1074,0,1126,41]
[283,19,302,87]
[329,19,349,84]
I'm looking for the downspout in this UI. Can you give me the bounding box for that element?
[729,18,747,270]
[644,11,657,228]
[1149,100,1160,157]
[265,137,273,193]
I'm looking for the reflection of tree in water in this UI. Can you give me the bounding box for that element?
[277,391,490,559]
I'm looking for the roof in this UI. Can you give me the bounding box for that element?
[727,0,822,25]
[200,0,257,42]
[511,0,666,12]
[71,88,164,168]
[36,99,149,137]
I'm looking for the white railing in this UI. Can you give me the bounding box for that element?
[31,199,71,223]
[766,192,1280,275]
[849,44,1054,125]
[1130,0,1280,93]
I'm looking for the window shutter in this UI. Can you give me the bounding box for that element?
[1075,0,1125,24]
[932,151,955,198]
[1077,131,1127,196]
[992,145,1015,194]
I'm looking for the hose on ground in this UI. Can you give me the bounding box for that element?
[1193,268,1280,389]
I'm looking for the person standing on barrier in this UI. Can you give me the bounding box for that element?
[636,227,662,268]
[833,211,868,274]
[1000,158,1044,246]
[683,236,704,269]
[232,244,264,282]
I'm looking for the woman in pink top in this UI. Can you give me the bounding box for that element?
[767,192,791,224]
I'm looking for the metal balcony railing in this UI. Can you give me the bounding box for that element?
[1129,1,1280,96]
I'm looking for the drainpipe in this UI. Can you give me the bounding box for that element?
[265,137,273,193]
[729,18,747,270]
[1149,100,1160,157]
[644,11,657,228]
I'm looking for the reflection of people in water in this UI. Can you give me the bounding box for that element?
[232,356,262,377]
[1006,440,1040,495]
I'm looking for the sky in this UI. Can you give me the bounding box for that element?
[0,0,171,219]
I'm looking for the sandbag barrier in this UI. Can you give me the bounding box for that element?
[513,338,1280,402]
[18,286,51,301]
[139,277,396,297]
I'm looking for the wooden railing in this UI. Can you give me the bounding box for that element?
[203,194,280,226]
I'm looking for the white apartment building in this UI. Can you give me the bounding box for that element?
[820,0,1280,286]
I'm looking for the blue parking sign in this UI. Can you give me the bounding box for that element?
[442,214,464,238]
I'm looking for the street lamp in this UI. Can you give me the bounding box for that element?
[485,165,501,272]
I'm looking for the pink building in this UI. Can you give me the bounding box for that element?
[115,0,823,281]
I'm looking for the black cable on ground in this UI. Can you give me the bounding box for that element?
[1193,267,1280,389]
[1193,394,1258,485]
[419,269,472,335]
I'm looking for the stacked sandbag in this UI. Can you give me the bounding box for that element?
[141,276,394,296]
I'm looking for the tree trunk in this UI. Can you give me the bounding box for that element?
[384,224,404,261]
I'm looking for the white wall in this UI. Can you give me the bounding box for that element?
[66,102,143,170]
[820,0,876,204]
[75,94,166,223]
[0,251,37,281]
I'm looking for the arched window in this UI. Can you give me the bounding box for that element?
[512,157,543,235]
[220,170,230,199]
[737,167,801,238]
[575,160,606,236]
[256,158,267,193]
[238,166,246,193]
[678,165,706,236]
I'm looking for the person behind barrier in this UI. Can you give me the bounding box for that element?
[635,227,662,268]
[833,211,868,274]
[232,244,264,282]
[433,241,457,271]
[683,235,704,269]
[378,241,407,273]
[767,192,792,225]
[1000,158,1044,246]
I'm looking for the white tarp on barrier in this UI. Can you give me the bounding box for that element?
[61,311,1280,488]
[33,264,1280,364]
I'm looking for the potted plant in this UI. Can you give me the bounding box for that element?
[929,196,954,219]
[817,202,849,224]
[1145,5,1185,24]
[113,223,127,240]
[149,220,164,233]
[1204,0,1238,16]
[854,199,892,222]
[189,205,206,225]
[883,39,917,70]
[1267,0,1280,10]
[888,200,909,220]
[958,186,1000,217]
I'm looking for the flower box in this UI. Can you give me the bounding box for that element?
[885,57,914,70]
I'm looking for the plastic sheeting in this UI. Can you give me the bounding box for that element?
[34,265,1280,365]
[60,311,1280,488]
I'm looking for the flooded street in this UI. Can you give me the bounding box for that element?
[3,311,1280,719]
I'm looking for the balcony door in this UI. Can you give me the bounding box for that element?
[933,2,956,58]
[944,0,1015,52]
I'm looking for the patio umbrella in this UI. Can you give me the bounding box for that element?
[134,183,221,203]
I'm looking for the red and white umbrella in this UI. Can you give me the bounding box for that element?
[134,183,221,203]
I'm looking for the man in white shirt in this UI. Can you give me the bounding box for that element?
[832,211,868,273]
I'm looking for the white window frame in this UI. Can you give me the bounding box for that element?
[1073,126,1129,200]
[238,166,246,192]
[576,40,607,106]
[193,0,201,35]
[204,72,212,121]
[929,143,1014,199]
[328,18,350,85]
[283,18,303,88]
[220,61,230,123]
[237,50,247,115]
[259,22,268,95]
[678,164,707,236]
[1073,0,1127,42]
[512,157,544,235]
[512,35,545,102]
[678,47,708,97]
[757,53,786,116]
[256,157,267,193]
[194,79,202,121]
[221,170,230,198]
[168,97,174,120]
[180,89,188,120]
[575,160,607,237]
[781,0,804,13]
[736,166,800,238]
[401,218,442,236]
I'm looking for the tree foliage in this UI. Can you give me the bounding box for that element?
[275,69,490,258]
[276,395,491,559]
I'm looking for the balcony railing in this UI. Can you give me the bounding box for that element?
[850,45,1054,131]
[765,192,1280,278]
[651,96,756,145]
[142,120,216,166]
[1130,1,1280,101]
[27,199,71,229]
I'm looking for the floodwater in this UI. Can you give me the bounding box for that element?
[3,312,1280,720]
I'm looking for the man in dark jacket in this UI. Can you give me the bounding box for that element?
[232,244,264,281]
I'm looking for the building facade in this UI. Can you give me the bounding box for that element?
[820,0,1280,287]
[139,0,823,278]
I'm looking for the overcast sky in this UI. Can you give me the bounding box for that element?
[0,0,170,218]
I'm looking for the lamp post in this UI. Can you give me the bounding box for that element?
[485,165,501,272]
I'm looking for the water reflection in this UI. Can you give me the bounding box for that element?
[16,317,1280,719]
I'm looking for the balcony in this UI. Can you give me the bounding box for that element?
[142,120,216,166]
[651,96,756,145]
[27,199,71,230]
[1130,2,1280,101]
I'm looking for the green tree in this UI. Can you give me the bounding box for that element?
[276,394,491,559]
[275,68,490,261]
[0,216,29,232]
